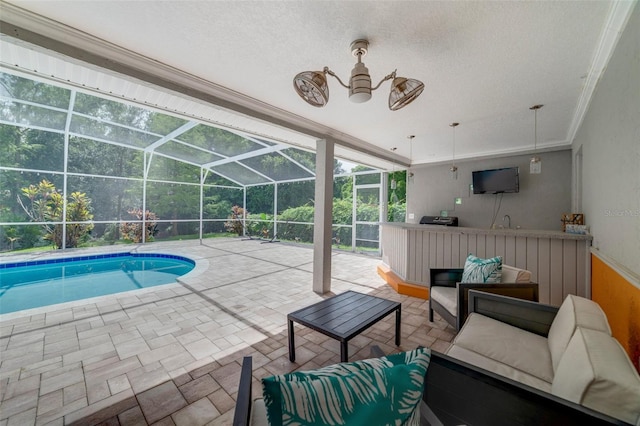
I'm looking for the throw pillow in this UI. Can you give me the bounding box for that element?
[262,348,431,426]
[461,254,502,283]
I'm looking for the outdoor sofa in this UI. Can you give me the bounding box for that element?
[233,287,639,425]
[437,290,640,425]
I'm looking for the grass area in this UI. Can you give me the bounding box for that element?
[1,245,56,255]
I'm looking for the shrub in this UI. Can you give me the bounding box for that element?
[120,208,159,243]
[224,205,247,235]
[18,179,94,249]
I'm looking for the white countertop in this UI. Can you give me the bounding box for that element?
[380,222,592,240]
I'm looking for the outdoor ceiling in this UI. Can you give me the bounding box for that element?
[0,1,635,170]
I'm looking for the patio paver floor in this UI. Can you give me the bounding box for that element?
[0,238,455,425]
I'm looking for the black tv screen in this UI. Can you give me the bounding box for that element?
[472,167,519,194]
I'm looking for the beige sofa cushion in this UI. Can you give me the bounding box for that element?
[552,328,640,425]
[450,313,554,383]
[446,344,552,393]
[547,295,612,372]
[429,286,457,316]
[250,398,268,426]
[500,265,532,283]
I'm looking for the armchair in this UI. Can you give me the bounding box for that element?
[428,264,539,330]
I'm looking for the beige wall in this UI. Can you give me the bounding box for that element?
[406,150,572,231]
[572,2,640,279]
[572,2,639,367]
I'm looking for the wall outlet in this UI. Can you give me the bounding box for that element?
[408,213,415,220]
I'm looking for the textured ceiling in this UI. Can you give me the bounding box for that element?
[1,0,634,168]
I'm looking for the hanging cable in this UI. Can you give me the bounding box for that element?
[490,193,504,229]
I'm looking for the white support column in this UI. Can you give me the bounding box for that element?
[313,139,334,294]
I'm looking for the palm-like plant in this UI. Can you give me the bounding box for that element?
[18,179,94,248]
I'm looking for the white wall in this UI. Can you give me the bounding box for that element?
[406,150,572,230]
[572,3,640,277]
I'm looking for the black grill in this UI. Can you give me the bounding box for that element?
[419,216,459,226]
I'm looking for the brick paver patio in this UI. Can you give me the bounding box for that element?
[0,238,455,425]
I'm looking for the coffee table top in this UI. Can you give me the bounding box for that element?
[288,291,400,341]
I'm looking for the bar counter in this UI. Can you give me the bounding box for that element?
[379,222,592,306]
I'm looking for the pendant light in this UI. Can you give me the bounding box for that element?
[449,122,459,179]
[530,104,543,174]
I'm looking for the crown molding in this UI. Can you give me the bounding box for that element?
[567,0,637,143]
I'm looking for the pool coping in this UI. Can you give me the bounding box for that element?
[0,252,195,269]
[0,249,209,321]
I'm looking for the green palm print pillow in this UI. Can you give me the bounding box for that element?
[461,254,503,283]
[262,348,431,426]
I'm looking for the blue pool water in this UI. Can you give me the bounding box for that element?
[0,253,195,314]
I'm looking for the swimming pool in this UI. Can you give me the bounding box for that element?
[0,253,195,314]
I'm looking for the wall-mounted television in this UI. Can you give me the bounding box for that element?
[472,167,519,194]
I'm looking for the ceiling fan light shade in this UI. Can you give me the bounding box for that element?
[293,71,329,107]
[349,61,372,103]
[389,77,424,111]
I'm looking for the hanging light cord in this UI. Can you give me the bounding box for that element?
[452,126,456,166]
[409,137,413,162]
[534,108,538,152]
[530,104,543,154]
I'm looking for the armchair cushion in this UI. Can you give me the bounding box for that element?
[500,264,532,283]
[429,286,457,316]
[250,399,268,426]
[461,254,502,283]
[552,327,640,425]
[261,348,431,426]
[547,294,612,371]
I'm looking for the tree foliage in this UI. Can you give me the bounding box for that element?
[0,70,396,252]
[388,170,407,222]
[18,179,94,249]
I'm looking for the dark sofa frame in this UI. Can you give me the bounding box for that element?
[233,291,628,425]
[423,290,628,425]
[429,268,539,330]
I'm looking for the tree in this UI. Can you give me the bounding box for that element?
[388,170,407,222]
[18,179,94,248]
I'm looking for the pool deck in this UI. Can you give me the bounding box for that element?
[0,238,455,425]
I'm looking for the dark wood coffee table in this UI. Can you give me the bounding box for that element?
[288,290,401,363]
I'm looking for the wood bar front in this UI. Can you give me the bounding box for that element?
[379,223,592,306]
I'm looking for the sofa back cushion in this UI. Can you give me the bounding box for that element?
[552,327,640,425]
[547,294,611,371]
[500,265,532,283]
